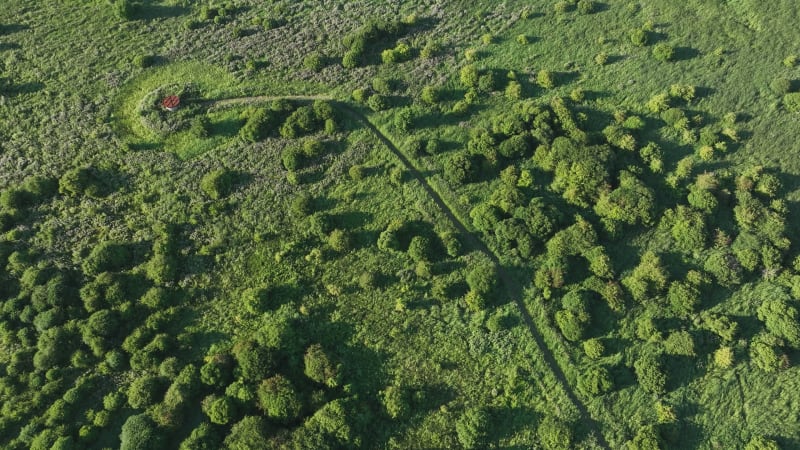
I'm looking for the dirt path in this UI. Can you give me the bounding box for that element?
[334,101,609,448]
[206,94,609,447]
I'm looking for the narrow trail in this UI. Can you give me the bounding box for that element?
[334,101,609,448]
[205,95,332,109]
[206,95,609,447]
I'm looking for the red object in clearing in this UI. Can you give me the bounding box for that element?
[162,95,180,111]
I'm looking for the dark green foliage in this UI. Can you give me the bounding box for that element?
[555,308,588,342]
[111,0,139,21]
[704,249,742,287]
[120,414,163,450]
[239,108,278,142]
[367,94,388,112]
[466,263,498,296]
[242,287,269,314]
[82,241,133,276]
[257,375,303,423]
[537,415,573,450]
[281,146,304,171]
[667,281,700,316]
[623,251,669,302]
[303,53,324,71]
[577,0,595,14]
[498,134,529,159]
[594,171,654,227]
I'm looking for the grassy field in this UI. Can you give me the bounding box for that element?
[1,0,799,448]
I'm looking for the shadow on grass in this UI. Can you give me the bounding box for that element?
[673,46,701,62]
[133,3,189,20]
[0,24,29,35]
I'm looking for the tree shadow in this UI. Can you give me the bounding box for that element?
[7,81,44,96]
[673,47,701,62]
[663,354,701,391]
[0,42,20,51]
[133,3,189,20]
[660,402,704,448]
[0,24,29,35]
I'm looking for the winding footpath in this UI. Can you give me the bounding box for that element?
[209,95,609,448]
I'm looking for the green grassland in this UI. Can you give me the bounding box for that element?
[1,0,800,449]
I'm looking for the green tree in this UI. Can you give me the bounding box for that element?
[127,375,164,409]
[444,153,475,185]
[223,416,270,450]
[578,366,613,396]
[784,92,800,112]
[328,229,351,253]
[232,339,275,381]
[257,375,303,423]
[304,344,339,386]
[630,28,648,46]
[460,64,479,88]
[120,414,163,450]
[407,235,432,261]
[203,395,236,425]
[652,43,674,61]
[536,69,555,89]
